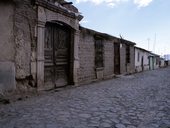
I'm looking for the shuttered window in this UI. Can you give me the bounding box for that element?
[138,52,140,62]
[95,38,104,68]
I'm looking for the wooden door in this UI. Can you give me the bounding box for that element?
[44,22,70,88]
[114,43,120,74]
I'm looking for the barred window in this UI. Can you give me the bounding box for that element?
[95,38,104,68]
[126,45,130,63]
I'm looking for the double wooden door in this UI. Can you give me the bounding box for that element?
[44,22,71,88]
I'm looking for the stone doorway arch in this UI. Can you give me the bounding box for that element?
[36,4,83,90]
[44,21,74,89]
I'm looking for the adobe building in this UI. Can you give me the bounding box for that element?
[0,0,83,94]
[0,0,135,95]
[135,47,151,72]
[78,27,136,84]
[148,53,160,70]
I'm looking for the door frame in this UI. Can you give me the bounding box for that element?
[36,4,82,90]
[114,43,120,75]
[141,56,144,71]
[44,21,74,88]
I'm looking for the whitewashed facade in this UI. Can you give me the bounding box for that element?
[148,53,160,70]
[135,47,150,72]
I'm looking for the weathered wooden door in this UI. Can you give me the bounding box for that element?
[44,22,71,88]
[114,43,120,74]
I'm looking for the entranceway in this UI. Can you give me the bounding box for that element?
[114,43,120,74]
[141,56,144,71]
[44,22,72,88]
[149,56,154,70]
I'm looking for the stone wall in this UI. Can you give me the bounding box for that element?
[120,43,126,74]
[0,0,37,94]
[78,28,115,84]
[0,1,16,94]
[14,0,37,81]
[103,40,114,78]
[0,1,15,61]
[78,29,96,84]
[0,62,16,94]
[120,43,135,74]
[129,45,135,73]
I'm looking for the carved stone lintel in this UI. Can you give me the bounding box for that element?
[35,0,83,21]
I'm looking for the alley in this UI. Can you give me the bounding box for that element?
[0,67,170,128]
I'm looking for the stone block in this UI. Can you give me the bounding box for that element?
[0,62,16,94]
[96,68,104,79]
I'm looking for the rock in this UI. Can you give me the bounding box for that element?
[79,113,91,118]
[115,123,126,128]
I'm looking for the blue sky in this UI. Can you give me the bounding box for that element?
[68,0,170,55]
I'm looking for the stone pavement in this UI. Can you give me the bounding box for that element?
[0,67,170,128]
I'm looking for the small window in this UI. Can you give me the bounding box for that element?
[137,52,140,62]
[95,38,104,68]
[126,45,130,63]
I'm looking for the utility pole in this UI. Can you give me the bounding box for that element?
[147,38,150,51]
[153,33,156,53]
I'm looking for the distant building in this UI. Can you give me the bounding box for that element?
[148,53,160,70]
[134,47,150,72]
[159,58,165,68]
[164,54,170,60]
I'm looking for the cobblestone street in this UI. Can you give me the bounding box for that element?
[0,67,170,128]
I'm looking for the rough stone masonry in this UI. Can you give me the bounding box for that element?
[0,67,170,128]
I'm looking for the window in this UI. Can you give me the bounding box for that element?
[95,38,104,68]
[126,45,130,63]
[137,52,140,62]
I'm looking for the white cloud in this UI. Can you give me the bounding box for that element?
[76,0,153,8]
[75,0,126,6]
[107,2,116,7]
[134,0,153,8]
